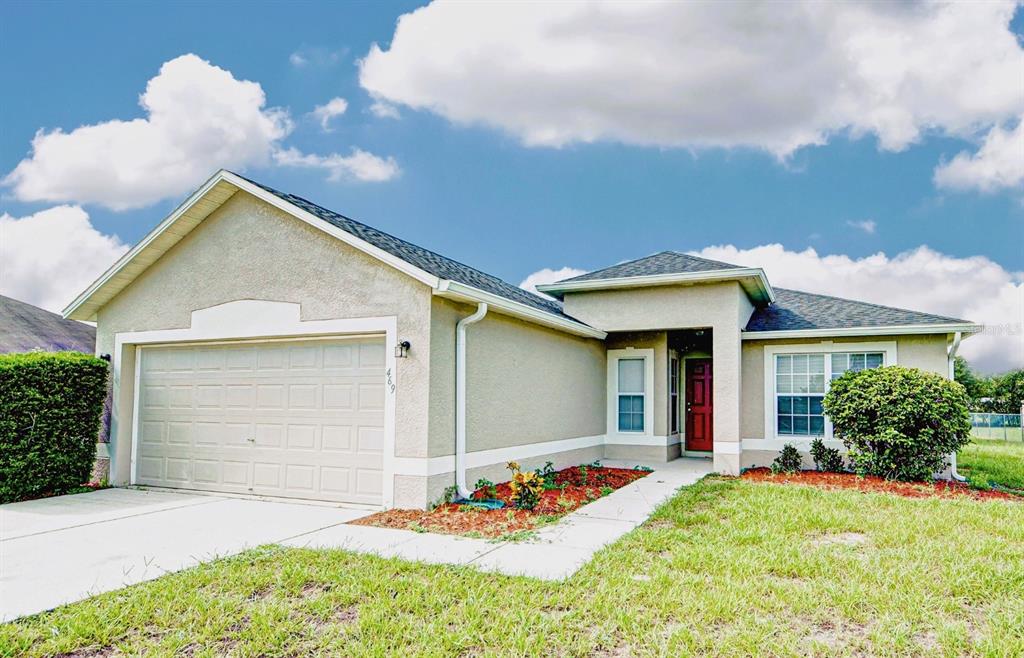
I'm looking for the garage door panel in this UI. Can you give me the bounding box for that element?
[136,338,385,505]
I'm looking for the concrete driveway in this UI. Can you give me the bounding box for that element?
[0,488,370,622]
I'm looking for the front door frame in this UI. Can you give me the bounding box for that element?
[684,357,714,452]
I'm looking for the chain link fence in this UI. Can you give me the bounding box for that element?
[970,412,1023,441]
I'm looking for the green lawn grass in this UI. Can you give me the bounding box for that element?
[960,438,1024,492]
[3,478,1023,657]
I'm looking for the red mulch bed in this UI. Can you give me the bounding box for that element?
[741,468,1017,502]
[351,465,650,538]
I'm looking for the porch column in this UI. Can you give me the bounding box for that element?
[712,325,742,475]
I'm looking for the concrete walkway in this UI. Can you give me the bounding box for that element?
[0,489,370,622]
[284,458,714,580]
[1,458,712,621]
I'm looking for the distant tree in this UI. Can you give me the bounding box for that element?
[957,356,1024,414]
[954,356,992,410]
[987,370,1024,415]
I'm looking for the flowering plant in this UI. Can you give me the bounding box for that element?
[506,461,543,510]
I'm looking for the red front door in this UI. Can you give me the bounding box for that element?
[685,359,713,452]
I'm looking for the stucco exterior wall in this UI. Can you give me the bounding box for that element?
[740,333,951,440]
[428,297,607,458]
[95,192,434,484]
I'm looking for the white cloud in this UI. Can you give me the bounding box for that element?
[0,206,129,312]
[360,2,1023,170]
[3,54,293,210]
[273,146,401,182]
[846,219,877,234]
[934,115,1024,193]
[289,52,308,67]
[519,266,587,298]
[691,244,1023,373]
[311,97,349,131]
[369,100,401,119]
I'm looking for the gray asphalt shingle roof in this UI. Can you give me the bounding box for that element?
[557,251,742,283]
[239,175,572,320]
[0,294,96,353]
[745,288,968,333]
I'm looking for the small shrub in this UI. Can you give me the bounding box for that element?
[473,478,498,500]
[506,461,543,510]
[810,438,844,472]
[0,352,109,503]
[823,366,972,482]
[635,465,654,472]
[600,486,614,497]
[578,465,589,486]
[771,444,803,474]
[536,461,559,490]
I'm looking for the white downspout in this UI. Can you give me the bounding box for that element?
[947,331,967,482]
[455,302,488,499]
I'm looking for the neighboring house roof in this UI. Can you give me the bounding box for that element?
[559,251,741,282]
[0,294,95,354]
[745,288,974,335]
[239,176,568,320]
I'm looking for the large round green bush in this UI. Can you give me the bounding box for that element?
[822,365,971,482]
[0,351,108,503]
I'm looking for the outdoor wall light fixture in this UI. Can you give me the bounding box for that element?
[394,340,411,358]
[99,354,112,362]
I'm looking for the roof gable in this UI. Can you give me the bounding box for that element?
[62,171,603,338]
[559,251,741,283]
[745,288,972,334]
[1,295,95,354]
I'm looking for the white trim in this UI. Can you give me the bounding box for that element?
[113,300,399,508]
[607,348,656,441]
[435,280,606,339]
[762,340,897,442]
[537,267,775,305]
[743,323,979,340]
[606,434,680,447]
[392,434,607,477]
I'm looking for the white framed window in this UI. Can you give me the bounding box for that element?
[607,348,655,437]
[764,342,896,440]
[617,358,645,432]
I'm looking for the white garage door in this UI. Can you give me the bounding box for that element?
[135,337,385,505]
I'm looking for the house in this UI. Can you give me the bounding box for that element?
[63,170,980,509]
[1,294,95,354]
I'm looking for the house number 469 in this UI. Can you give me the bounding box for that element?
[386,367,396,395]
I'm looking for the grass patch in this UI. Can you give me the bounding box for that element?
[3,478,1023,656]
[960,439,1024,492]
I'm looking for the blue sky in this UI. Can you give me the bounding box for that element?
[1,1,1022,371]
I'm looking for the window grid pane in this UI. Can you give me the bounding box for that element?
[777,351,884,436]
[618,394,644,432]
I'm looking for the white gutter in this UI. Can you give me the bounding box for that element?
[947,331,968,482]
[455,302,488,499]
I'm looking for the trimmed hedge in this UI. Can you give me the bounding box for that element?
[0,351,108,503]
[823,365,971,482]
